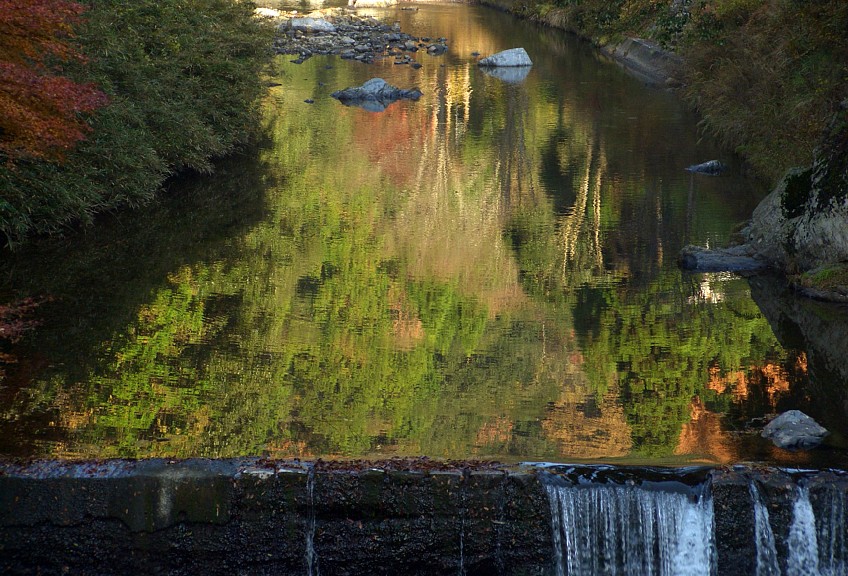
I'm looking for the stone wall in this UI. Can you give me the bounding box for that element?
[0,459,551,575]
[1,459,847,575]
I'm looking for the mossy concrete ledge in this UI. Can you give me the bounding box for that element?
[0,458,551,575]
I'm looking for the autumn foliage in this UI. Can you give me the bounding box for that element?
[0,0,107,163]
[0,0,272,246]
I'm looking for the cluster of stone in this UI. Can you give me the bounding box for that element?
[267,9,448,65]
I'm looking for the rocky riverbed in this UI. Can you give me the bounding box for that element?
[258,7,449,65]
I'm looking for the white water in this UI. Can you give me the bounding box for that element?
[788,485,820,576]
[750,481,781,576]
[545,483,715,576]
[817,485,848,576]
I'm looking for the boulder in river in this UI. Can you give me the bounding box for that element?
[478,47,532,67]
[762,410,829,450]
[678,244,769,273]
[331,78,423,112]
[686,160,727,175]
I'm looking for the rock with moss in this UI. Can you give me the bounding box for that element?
[745,102,848,274]
[745,167,806,269]
[794,264,848,302]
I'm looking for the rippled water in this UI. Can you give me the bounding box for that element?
[1,3,847,466]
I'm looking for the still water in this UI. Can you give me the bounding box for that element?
[1,4,846,466]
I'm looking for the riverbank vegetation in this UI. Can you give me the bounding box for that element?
[0,0,272,246]
[504,0,848,182]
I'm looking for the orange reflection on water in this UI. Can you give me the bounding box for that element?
[707,355,805,405]
[675,396,737,464]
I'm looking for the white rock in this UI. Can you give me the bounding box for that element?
[478,47,532,67]
[254,8,280,18]
[289,17,336,33]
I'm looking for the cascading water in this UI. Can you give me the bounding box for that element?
[816,483,848,576]
[788,485,820,576]
[542,468,848,576]
[746,478,848,576]
[750,480,781,576]
[543,470,715,576]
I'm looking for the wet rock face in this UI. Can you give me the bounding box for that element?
[270,9,448,66]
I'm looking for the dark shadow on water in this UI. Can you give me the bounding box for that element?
[0,145,276,455]
[748,273,848,455]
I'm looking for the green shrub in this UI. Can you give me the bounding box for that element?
[681,0,848,179]
[0,0,273,246]
[511,0,848,182]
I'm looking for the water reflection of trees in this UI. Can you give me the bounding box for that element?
[0,6,798,463]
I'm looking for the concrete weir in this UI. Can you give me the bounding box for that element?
[1,459,847,575]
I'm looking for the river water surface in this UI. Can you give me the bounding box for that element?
[2,4,847,466]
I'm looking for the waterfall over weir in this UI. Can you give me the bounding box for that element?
[541,467,848,576]
[2,460,848,575]
[542,469,715,576]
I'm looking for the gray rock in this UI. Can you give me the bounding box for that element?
[678,244,769,273]
[288,17,337,33]
[478,47,532,67]
[331,78,423,112]
[686,160,727,174]
[745,170,797,267]
[602,37,684,87]
[762,410,829,450]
